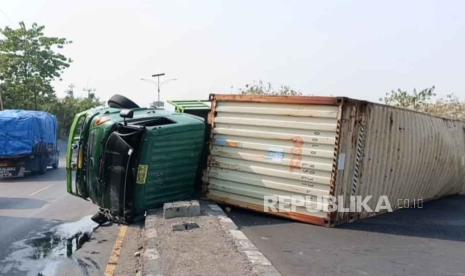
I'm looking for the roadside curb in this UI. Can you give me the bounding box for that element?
[142,213,162,276]
[141,201,281,276]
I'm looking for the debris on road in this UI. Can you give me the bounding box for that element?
[54,215,99,239]
[163,200,201,219]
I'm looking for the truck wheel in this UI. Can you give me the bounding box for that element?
[108,94,139,109]
[38,158,47,174]
[52,159,59,169]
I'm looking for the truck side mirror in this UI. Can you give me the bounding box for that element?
[120,109,134,126]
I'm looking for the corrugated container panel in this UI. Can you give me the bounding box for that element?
[352,104,465,219]
[212,135,336,159]
[206,96,341,225]
[215,101,339,118]
[334,101,465,224]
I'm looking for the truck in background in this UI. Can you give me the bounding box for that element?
[0,110,59,177]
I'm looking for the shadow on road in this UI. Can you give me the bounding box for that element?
[229,195,465,242]
[226,206,292,227]
[0,166,66,183]
[340,195,465,242]
[0,197,48,210]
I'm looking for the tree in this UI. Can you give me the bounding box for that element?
[382,86,465,121]
[46,84,103,138]
[424,94,465,121]
[0,22,71,110]
[239,80,302,96]
[381,86,435,110]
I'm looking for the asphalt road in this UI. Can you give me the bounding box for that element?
[228,195,465,276]
[0,160,139,275]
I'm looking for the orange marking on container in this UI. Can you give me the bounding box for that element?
[227,141,239,148]
[290,137,304,171]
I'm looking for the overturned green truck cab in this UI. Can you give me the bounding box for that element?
[66,96,205,223]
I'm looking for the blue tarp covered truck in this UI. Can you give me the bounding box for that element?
[0,110,59,177]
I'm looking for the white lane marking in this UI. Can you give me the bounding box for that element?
[29,184,54,196]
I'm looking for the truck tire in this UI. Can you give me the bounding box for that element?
[52,159,59,169]
[38,157,47,175]
[108,94,139,109]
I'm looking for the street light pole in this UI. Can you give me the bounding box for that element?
[141,74,177,108]
[157,77,160,103]
[152,73,165,106]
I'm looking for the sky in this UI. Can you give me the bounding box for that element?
[0,0,464,107]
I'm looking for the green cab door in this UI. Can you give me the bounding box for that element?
[66,111,88,198]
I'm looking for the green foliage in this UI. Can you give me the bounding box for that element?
[239,80,302,96]
[0,22,71,110]
[45,84,103,138]
[382,86,465,121]
[0,23,95,137]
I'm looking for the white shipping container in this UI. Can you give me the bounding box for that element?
[205,94,465,226]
